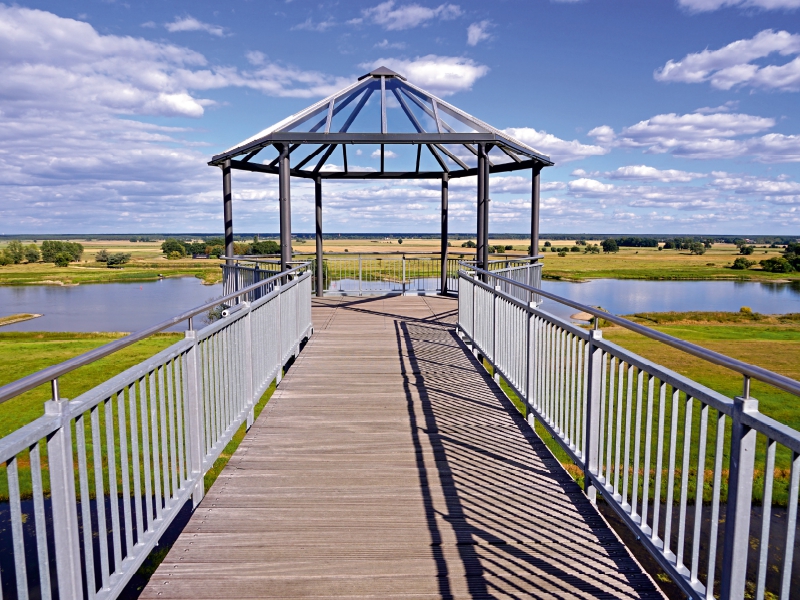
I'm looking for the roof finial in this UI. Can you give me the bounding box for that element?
[358,65,406,80]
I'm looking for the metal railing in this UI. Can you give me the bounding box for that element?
[458,264,800,600]
[0,264,312,600]
[220,257,282,302]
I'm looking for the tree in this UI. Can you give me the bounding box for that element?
[161,238,185,256]
[0,251,11,266]
[461,240,476,248]
[397,238,403,245]
[505,245,513,250]
[250,240,280,254]
[689,242,706,255]
[41,240,82,263]
[585,244,600,254]
[24,244,40,263]
[6,241,24,264]
[106,252,131,266]
[601,239,618,253]
[570,246,581,252]
[95,249,109,262]
[544,241,551,247]
[704,240,713,249]
[54,252,71,267]
[739,245,755,255]
[760,257,794,273]
[732,257,755,270]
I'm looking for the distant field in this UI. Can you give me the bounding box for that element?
[0,237,796,285]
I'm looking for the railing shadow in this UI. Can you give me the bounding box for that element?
[390,299,662,598]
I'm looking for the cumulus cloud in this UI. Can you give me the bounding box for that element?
[291,17,336,32]
[655,29,800,91]
[586,111,800,161]
[503,127,608,163]
[371,148,399,158]
[165,16,227,37]
[467,20,492,46]
[572,165,706,182]
[350,1,462,30]
[362,55,488,95]
[678,0,800,12]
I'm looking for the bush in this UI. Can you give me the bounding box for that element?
[544,241,551,247]
[107,252,131,267]
[570,246,581,252]
[208,245,224,258]
[0,251,11,266]
[585,244,600,254]
[731,257,756,270]
[740,306,753,314]
[5,241,24,264]
[397,239,403,245]
[575,239,586,246]
[689,242,706,255]
[739,245,755,255]
[505,245,513,250]
[760,257,794,273]
[24,244,40,263]
[601,239,618,253]
[95,249,109,262]
[167,251,183,260]
[54,252,71,267]
[461,240,476,248]
[557,251,567,257]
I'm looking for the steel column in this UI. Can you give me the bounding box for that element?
[483,147,490,275]
[223,159,234,265]
[476,144,486,275]
[315,177,324,297]
[531,167,540,257]
[278,144,292,273]
[440,174,449,295]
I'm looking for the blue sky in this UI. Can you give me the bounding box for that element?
[1,0,799,234]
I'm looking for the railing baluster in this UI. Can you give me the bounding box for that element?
[756,437,776,600]
[7,455,29,600]
[780,451,800,599]
[705,410,726,600]
[690,403,708,584]
[91,404,111,588]
[29,443,52,600]
[652,380,666,545]
[676,395,693,570]
[631,368,644,522]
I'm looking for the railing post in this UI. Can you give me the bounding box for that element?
[492,284,500,373]
[526,301,536,427]
[184,329,205,508]
[276,281,283,385]
[402,256,406,296]
[720,391,758,599]
[243,302,255,430]
[583,327,603,504]
[358,254,362,296]
[45,393,84,600]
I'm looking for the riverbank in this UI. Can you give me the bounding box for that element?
[0,313,41,327]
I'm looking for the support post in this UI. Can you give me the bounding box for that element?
[315,177,324,297]
[483,147,490,275]
[243,302,254,430]
[531,167,540,258]
[45,396,83,600]
[278,144,292,274]
[476,144,486,276]
[222,159,234,265]
[440,174,449,295]
[720,394,758,598]
[583,328,603,504]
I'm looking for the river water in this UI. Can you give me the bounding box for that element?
[0,277,799,332]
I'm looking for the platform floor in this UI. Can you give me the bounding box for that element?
[142,295,662,599]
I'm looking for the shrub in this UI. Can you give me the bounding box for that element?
[601,239,618,253]
[167,251,183,260]
[731,257,755,270]
[544,241,551,247]
[550,247,557,252]
[585,244,600,254]
[208,245,224,258]
[505,245,513,250]
[0,251,11,266]
[575,239,586,246]
[739,245,755,255]
[570,246,581,252]
[95,249,109,262]
[461,240,477,248]
[54,252,71,267]
[107,252,131,267]
[760,257,794,273]
[24,244,40,263]
[557,251,567,257]
[740,306,753,314]
[397,239,403,245]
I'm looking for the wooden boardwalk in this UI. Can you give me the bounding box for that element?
[142,296,662,599]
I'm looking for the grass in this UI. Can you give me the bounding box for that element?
[0,313,41,326]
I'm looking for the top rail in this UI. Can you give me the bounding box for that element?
[463,263,800,398]
[0,263,310,405]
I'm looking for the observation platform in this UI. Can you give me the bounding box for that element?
[141,296,661,599]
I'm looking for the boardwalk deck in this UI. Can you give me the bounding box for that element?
[141,296,663,599]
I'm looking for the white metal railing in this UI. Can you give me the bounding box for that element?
[0,265,312,600]
[458,265,800,600]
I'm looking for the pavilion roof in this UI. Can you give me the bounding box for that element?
[209,67,553,179]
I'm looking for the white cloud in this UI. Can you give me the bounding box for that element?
[246,51,266,66]
[291,17,336,32]
[573,165,706,182]
[351,1,461,30]
[165,16,227,37]
[504,127,608,163]
[362,55,488,95]
[371,148,398,158]
[568,178,615,194]
[375,39,406,49]
[709,173,800,195]
[655,29,800,91]
[678,0,800,12]
[467,20,492,46]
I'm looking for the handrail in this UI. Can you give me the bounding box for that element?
[462,263,800,398]
[0,263,311,404]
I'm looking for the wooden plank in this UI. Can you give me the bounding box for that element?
[142,296,663,599]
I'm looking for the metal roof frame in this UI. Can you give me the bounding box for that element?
[209,67,553,179]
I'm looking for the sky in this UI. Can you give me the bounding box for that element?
[1,0,800,235]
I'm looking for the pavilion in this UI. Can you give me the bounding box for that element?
[208,66,554,295]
